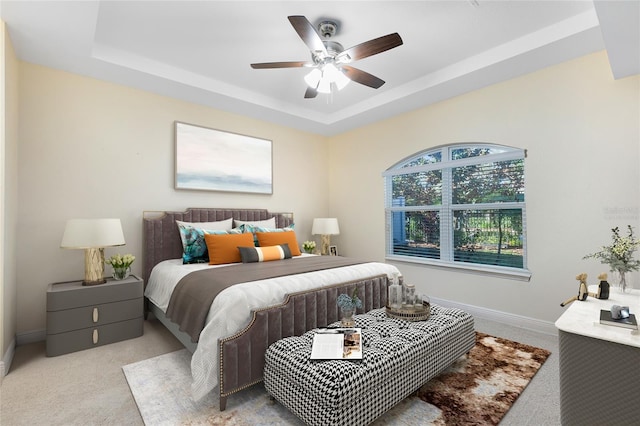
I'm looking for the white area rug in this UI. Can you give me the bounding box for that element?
[122,349,439,426]
[123,334,549,425]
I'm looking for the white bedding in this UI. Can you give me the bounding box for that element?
[144,255,401,401]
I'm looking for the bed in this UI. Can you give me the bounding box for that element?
[142,208,398,410]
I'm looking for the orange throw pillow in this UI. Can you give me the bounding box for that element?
[256,231,301,256]
[204,232,255,265]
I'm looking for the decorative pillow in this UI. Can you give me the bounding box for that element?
[238,244,292,263]
[242,224,295,245]
[256,230,302,256]
[176,218,233,231]
[177,223,240,264]
[234,217,276,229]
[251,224,295,233]
[204,232,255,265]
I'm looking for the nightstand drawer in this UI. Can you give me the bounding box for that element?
[46,297,143,334]
[46,317,143,357]
[47,276,143,310]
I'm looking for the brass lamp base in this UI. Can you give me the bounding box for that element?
[83,247,107,286]
[320,234,331,255]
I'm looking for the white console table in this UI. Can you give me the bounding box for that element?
[555,286,640,425]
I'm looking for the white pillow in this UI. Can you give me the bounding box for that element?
[234,217,276,228]
[176,218,233,231]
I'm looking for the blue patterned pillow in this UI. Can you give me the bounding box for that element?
[177,224,242,264]
[241,223,295,246]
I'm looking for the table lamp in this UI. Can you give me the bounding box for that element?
[60,218,126,286]
[312,218,340,255]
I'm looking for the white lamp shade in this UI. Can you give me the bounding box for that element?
[312,218,340,236]
[60,218,126,248]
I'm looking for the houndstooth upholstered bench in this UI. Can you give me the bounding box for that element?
[263,305,475,426]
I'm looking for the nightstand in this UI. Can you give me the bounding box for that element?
[46,275,144,357]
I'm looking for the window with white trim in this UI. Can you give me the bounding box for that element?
[383,144,529,279]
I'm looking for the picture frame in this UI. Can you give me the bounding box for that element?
[329,245,338,256]
[175,121,273,194]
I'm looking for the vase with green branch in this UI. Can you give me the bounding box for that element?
[583,225,640,292]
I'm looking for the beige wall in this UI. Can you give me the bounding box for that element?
[11,49,640,337]
[329,51,640,323]
[17,63,328,334]
[2,21,19,372]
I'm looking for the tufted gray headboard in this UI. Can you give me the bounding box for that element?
[142,208,294,285]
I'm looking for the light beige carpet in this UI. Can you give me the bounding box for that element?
[123,332,550,425]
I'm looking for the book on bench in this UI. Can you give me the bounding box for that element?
[311,328,363,360]
[599,309,638,330]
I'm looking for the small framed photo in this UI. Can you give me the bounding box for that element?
[329,245,338,256]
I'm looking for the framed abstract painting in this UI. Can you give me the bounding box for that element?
[175,121,273,194]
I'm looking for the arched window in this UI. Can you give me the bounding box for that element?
[383,143,529,280]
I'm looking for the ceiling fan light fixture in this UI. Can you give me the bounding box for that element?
[304,68,322,88]
[305,64,350,94]
[324,63,350,91]
[252,16,402,98]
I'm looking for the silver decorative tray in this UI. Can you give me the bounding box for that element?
[385,302,431,322]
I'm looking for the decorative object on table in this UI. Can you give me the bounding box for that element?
[594,272,610,300]
[583,225,640,292]
[337,287,362,327]
[599,307,638,329]
[388,271,402,309]
[60,218,126,286]
[301,240,316,254]
[403,283,416,306]
[312,218,340,255]
[611,305,630,320]
[106,253,136,280]
[386,276,430,321]
[329,245,338,256]
[175,121,272,194]
[385,300,431,321]
[560,273,589,307]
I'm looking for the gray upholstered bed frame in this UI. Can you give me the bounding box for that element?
[142,208,390,410]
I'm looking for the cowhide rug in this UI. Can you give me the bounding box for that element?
[416,332,551,425]
[123,332,550,425]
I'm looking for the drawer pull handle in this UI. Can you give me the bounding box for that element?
[92,307,99,323]
[93,329,98,344]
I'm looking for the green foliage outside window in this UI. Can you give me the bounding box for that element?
[386,144,526,270]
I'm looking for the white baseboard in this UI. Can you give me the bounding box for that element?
[430,296,558,336]
[1,338,16,380]
[16,329,46,346]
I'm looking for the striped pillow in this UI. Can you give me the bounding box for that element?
[238,244,292,263]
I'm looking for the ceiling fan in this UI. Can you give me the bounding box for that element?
[250,16,403,99]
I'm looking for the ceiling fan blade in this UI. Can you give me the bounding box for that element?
[337,33,403,63]
[304,86,318,99]
[251,61,311,69]
[288,16,328,55]
[342,65,385,89]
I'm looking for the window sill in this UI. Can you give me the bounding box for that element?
[385,255,532,282]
